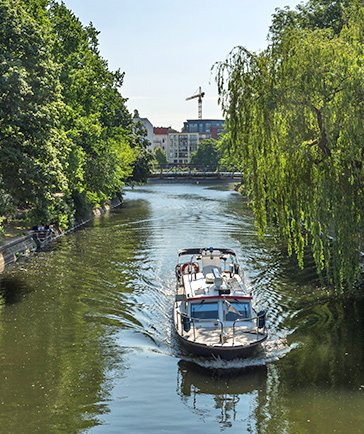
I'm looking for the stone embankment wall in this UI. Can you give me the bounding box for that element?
[0,235,37,273]
[0,196,122,273]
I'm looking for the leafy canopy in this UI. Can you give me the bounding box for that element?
[214,0,364,291]
[154,147,168,167]
[0,0,150,229]
[190,138,220,167]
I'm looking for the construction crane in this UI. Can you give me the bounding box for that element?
[186,87,205,119]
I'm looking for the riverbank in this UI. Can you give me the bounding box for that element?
[0,196,123,273]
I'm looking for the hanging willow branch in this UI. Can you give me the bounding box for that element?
[214,17,364,291]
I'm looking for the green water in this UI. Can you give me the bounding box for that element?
[0,182,364,433]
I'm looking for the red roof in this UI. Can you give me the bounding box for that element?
[153,127,169,135]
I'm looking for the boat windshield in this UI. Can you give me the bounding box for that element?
[223,301,251,321]
[191,302,218,320]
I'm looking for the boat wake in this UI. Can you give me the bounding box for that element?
[169,335,296,370]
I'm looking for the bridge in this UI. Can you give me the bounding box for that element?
[150,164,243,181]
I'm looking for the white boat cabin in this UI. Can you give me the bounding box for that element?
[177,248,256,330]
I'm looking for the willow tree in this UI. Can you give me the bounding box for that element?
[214,5,364,290]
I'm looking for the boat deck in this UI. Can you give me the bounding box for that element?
[182,325,265,347]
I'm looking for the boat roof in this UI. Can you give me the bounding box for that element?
[188,295,252,302]
[177,247,237,257]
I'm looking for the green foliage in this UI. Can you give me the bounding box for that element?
[0,0,146,228]
[216,131,244,171]
[190,138,220,167]
[154,147,168,167]
[0,0,66,217]
[214,1,364,291]
[269,0,353,40]
[126,119,154,184]
[129,147,155,184]
[49,1,137,212]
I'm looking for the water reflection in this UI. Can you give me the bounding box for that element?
[0,271,119,433]
[0,199,156,432]
[279,288,364,389]
[177,361,267,430]
[2,182,364,433]
[0,275,32,305]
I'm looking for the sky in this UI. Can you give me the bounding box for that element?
[63,0,301,130]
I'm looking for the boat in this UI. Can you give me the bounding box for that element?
[173,247,268,360]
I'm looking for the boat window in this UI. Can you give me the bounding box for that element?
[191,302,218,320]
[223,301,251,321]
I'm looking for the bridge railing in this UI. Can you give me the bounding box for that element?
[152,164,243,179]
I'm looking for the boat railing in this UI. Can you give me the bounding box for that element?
[232,312,266,345]
[178,311,223,342]
[178,309,266,344]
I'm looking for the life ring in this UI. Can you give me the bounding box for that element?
[181,262,200,274]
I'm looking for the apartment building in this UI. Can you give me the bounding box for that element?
[182,119,224,141]
[151,119,225,164]
[134,117,154,149]
[168,132,198,164]
[166,119,224,164]
[153,127,169,153]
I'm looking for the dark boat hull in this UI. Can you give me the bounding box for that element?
[174,323,267,361]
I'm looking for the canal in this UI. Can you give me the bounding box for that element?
[0,182,364,433]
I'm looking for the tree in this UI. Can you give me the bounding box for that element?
[0,0,142,229]
[216,131,244,171]
[214,3,364,290]
[0,0,67,224]
[154,147,168,167]
[269,0,353,41]
[190,138,220,168]
[49,1,137,218]
[126,118,154,184]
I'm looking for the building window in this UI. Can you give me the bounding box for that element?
[189,123,198,132]
[190,134,197,145]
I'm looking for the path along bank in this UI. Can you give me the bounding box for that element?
[0,197,123,273]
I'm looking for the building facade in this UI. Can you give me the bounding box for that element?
[134,117,154,149]
[147,118,225,164]
[153,127,169,153]
[182,119,224,141]
[162,119,224,164]
[168,132,199,164]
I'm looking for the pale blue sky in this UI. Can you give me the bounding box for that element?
[63,0,300,129]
